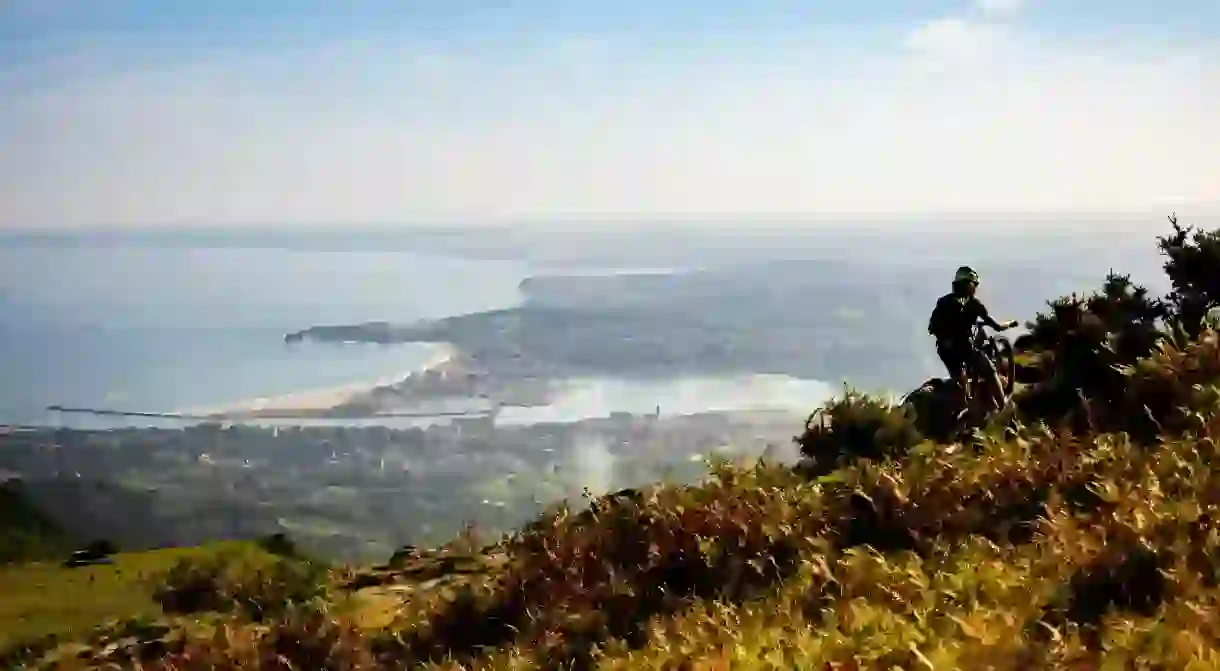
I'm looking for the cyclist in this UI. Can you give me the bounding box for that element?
[928,266,1019,415]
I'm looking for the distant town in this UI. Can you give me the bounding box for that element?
[0,408,805,563]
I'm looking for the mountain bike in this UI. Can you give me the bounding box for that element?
[901,321,1016,440]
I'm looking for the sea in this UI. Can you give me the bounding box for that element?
[0,232,834,429]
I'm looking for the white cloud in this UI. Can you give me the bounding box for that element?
[974,0,1023,18]
[1,16,1218,228]
[901,0,1025,73]
[901,17,1013,72]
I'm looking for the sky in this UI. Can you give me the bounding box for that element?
[0,0,1218,229]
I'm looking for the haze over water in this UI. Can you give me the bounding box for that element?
[0,237,523,425]
[0,233,835,428]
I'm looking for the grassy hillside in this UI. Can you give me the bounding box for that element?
[0,541,285,651]
[8,215,1220,669]
[18,419,1220,669]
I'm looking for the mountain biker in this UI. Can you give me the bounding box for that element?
[928,266,1019,415]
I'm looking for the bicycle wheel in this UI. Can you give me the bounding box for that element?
[993,336,1016,396]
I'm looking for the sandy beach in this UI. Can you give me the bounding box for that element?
[174,343,459,418]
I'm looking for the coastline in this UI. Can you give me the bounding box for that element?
[168,342,460,418]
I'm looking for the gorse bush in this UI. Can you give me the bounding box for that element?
[1118,328,1220,440]
[795,388,924,474]
[1010,216,1220,434]
[1015,273,1170,433]
[255,532,301,559]
[153,552,329,622]
[1023,272,1168,366]
[1158,213,1220,337]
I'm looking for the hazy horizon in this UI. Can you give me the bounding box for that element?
[3,0,1218,229]
[2,210,1212,234]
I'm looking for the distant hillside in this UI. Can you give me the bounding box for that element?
[288,254,1155,394]
[0,479,70,564]
[18,478,283,552]
[1,476,284,561]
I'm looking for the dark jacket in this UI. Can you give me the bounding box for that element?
[928,292,991,343]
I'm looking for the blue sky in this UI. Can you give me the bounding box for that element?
[1,0,1218,227]
[3,1,1216,43]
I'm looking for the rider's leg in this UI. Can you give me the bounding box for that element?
[937,341,970,405]
[975,353,1005,412]
[954,349,972,405]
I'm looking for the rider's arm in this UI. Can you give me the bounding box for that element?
[981,314,1007,330]
[974,300,1018,331]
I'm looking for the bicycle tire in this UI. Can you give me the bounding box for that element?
[993,335,1016,396]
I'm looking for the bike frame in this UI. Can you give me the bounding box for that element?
[900,321,1017,439]
[968,321,1015,397]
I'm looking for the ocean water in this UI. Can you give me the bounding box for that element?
[0,232,840,429]
[0,240,532,426]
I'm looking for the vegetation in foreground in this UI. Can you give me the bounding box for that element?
[0,541,295,654]
[6,216,1220,669]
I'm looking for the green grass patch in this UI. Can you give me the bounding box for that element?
[0,541,274,649]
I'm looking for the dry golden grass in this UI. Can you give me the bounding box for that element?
[21,393,1220,668]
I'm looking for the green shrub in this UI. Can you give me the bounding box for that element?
[1158,213,1220,337]
[256,532,300,559]
[153,552,328,622]
[1118,328,1220,439]
[1011,216,1220,432]
[795,388,924,474]
[1014,273,1171,433]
